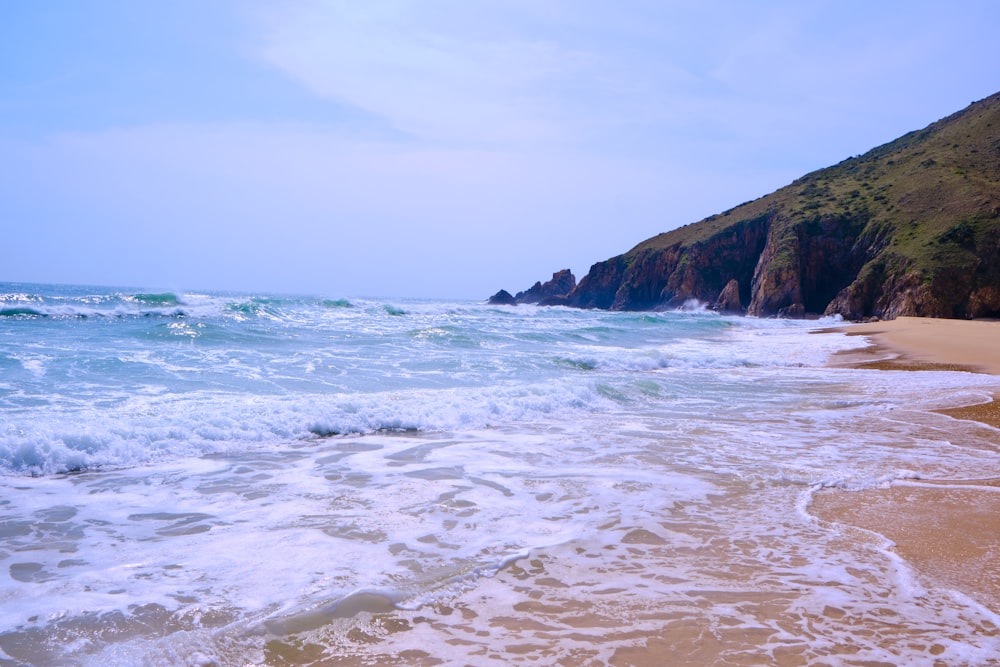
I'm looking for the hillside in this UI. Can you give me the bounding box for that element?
[495,92,1000,319]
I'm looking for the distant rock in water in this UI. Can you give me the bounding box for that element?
[503,91,1000,320]
[487,289,517,306]
[489,270,576,306]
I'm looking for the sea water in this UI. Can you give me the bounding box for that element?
[1,282,999,666]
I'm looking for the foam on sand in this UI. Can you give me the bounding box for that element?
[814,315,1000,616]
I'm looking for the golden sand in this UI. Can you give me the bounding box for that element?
[812,486,1000,608]
[936,397,1000,430]
[829,316,1000,374]
[816,316,1000,609]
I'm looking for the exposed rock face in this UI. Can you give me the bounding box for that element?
[745,213,868,317]
[554,259,625,309]
[562,214,771,311]
[495,92,1000,320]
[712,279,743,314]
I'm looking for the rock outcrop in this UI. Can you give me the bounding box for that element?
[487,289,517,306]
[490,270,577,306]
[488,269,576,306]
[515,269,577,304]
[712,279,743,314]
[494,92,1000,319]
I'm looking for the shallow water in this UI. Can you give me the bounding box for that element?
[2,283,1000,665]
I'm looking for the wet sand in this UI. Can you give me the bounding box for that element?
[812,485,1000,610]
[816,316,1000,609]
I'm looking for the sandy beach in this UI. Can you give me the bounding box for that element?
[829,316,1000,375]
[815,316,1000,609]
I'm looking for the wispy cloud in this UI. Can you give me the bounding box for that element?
[256,3,580,145]
[250,0,999,167]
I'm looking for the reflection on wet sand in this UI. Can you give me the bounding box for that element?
[812,484,1000,612]
[809,316,1000,665]
[257,483,1000,666]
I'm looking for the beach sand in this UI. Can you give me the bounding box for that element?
[828,316,1000,375]
[814,316,1000,609]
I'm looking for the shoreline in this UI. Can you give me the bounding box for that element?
[827,315,1000,428]
[814,316,1000,610]
[827,316,1000,375]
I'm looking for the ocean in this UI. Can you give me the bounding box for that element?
[1,282,999,666]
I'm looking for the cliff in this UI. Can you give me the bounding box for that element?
[496,92,1000,319]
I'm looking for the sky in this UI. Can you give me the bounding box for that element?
[1,1,998,300]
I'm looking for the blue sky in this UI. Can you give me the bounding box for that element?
[1,1,997,299]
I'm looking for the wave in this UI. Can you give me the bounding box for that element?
[323,299,353,308]
[0,307,46,318]
[0,290,192,319]
[0,286,379,323]
[130,292,181,306]
[0,380,616,476]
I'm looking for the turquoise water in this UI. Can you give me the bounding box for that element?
[0,283,796,474]
[2,282,999,665]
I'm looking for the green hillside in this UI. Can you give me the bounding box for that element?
[556,92,1000,318]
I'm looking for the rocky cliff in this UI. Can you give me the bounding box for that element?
[494,92,1000,319]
